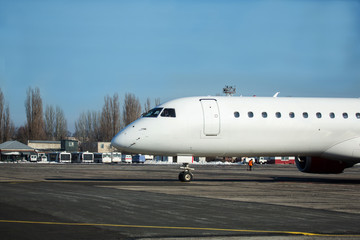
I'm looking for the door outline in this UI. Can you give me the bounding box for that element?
[200,99,220,136]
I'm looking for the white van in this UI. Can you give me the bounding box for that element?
[111,152,122,163]
[30,155,38,162]
[122,155,132,163]
[258,157,268,164]
[39,155,48,162]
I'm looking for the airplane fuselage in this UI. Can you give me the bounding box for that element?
[112,96,360,175]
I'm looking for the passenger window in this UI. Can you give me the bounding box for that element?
[262,112,268,118]
[143,108,163,118]
[356,113,360,119]
[303,112,308,118]
[161,108,176,118]
[343,113,348,119]
[316,112,322,118]
[234,112,240,118]
[275,112,281,118]
[289,112,295,118]
[248,112,254,118]
[329,112,335,119]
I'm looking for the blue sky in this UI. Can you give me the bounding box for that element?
[1,0,359,132]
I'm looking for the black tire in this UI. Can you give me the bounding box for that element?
[179,171,194,182]
[178,172,184,181]
[184,172,193,182]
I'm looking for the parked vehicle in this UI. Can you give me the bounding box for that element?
[132,154,145,163]
[47,152,58,162]
[38,153,48,162]
[30,154,38,162]
[258,157,269,164]
[71,152,94,163]
[122,155,132,163]
[58,152,71,163]
[111,152,122,163]
[94,153,112,163]
[39,155,48,162]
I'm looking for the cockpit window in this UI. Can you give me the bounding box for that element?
[161,108,176,118]
[143,108,163,118]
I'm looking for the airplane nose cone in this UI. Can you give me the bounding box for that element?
[111,130,130,151]
[111,120,147,152]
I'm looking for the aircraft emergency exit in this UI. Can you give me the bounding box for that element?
[111,96,360,182]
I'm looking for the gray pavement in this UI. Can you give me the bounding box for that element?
[0,163,359,239]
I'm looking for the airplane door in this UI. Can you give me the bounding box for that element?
[200,99,220,136]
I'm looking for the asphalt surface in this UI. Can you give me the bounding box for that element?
[0,163,359,240]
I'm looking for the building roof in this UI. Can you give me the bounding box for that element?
[28,140,61,144]
[0,141,35,151]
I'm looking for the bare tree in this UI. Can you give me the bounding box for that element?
[2,105,15,142]
[0,89,4,141]
[55,106,68,140]
[74,111,90,143]
[44,105,68,140]
[123,93,142,127]
[91,110,101,142]
[75,110,101,143]
[15,125,28,144]
[155,98,161,106]
[44,105,55,140]
[111,93,121,136]
[25,87,45,140]
[101,95,112,141]
[144,97,151,113]
[100,93,121,141]
[0,88,15,142]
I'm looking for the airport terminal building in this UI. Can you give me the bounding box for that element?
[0,141,37,162]
[27,140,79,152]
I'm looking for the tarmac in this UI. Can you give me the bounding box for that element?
[0,163,359,240]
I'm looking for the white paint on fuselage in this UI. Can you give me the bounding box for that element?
[111,96,360,163]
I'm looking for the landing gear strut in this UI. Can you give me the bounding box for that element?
[178,163,194,182]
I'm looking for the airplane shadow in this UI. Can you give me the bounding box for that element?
[45,177,360,184]
[45,178,178,182]
[268,176,360,184]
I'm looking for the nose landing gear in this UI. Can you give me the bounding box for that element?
[178,163,194,182]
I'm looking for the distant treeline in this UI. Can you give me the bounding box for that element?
[0,87,160,145]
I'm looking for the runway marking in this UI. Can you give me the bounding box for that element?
[0,220,359,237]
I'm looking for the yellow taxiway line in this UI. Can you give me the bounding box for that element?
[0,220,359,237]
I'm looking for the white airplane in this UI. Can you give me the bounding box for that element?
[111,96,360,182]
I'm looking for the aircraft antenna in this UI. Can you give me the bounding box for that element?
[223,85,236,96]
